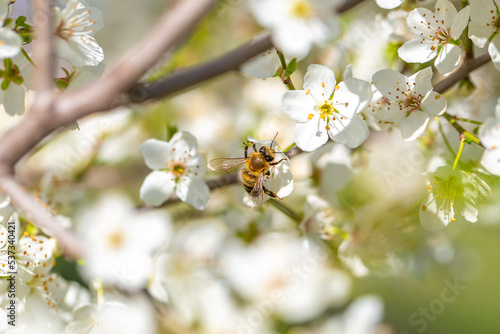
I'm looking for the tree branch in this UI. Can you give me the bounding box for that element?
[32,0,55,93]
[0,174,85,258]
[129,33,273,102]
[434,53,491,94]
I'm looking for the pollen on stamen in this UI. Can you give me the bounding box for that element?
[307,113,314,120]
[422,205,427,211]
[321,82,325,88]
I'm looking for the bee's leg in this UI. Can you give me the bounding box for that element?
[263,186,282,200]
[244,143,249,158]
[252,142,258,152]
[270,158,286,166]
[265,170,270,176]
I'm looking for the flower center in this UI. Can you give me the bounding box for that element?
[172,164,185,177]
[107,231,124,249]
[403,93,422,112]
[290,0,312,18]
[56,21,73,40]
[319,101,336,120]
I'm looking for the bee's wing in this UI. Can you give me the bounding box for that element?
[208,157,248,173]
[248,172,265,208]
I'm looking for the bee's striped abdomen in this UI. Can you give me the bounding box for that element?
[241,169,257,194]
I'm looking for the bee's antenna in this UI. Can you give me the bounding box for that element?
[270,132,278,148]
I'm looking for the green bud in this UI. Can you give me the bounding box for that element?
[1,80,10,90]
[3,58,12,69]
[13,76,23,85]
[55,79,69,91]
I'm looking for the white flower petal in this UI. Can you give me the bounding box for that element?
[407,8,438,35]
[240,49,281,79]
[375,0,404,9]
[468,22,493,48]
[333,78,372,116]
[249,0,286,27]
[264,164,294,199]
[176,177,210,210]
[409,66,433,95]
[139,139,171,170]
[419,193,449,232]
[170,131,198,161]
[140,171,175,206]
[3,83,25,116]
[398,39,438,63]
[294,117,329,151]
[400,110,430,141]
[481,149,500,176]
[273,21,313,59]
[435,0,458,28]
[329,115,369,149]
[0,28,22,59]
[450,6,470,40]
[282,90,317,122]
[303,64,336,100]
[435,43,462,76]
[478,116,500,149]
[488,34,500,71]
[461,199,478,223]
[422,91,447,116]
[372,69,407,101]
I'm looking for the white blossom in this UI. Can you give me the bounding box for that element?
[372,67,447,141]
[479,99,500,175]
[140,131,210,210]
[469,0,500,70]
[54,0,104,67]
[249,0,339,59]
[282,64,372,151]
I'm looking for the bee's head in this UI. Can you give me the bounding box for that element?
[259,146,275,162]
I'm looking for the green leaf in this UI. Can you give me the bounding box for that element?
[165,124,178,142]
[473,127,479,135]
[15,16,27,26]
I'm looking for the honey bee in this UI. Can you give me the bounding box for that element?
[208,136,287,208]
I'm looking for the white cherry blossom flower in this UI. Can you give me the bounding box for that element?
[479,100,500,175]
[282,64,372,151]
[0,28,22,59]
[469,0,500,70]
[249,0,339,59]
[140,131,209,210]
[419,166,490,232]
[78,194,173,290]
[372,67,447,141]
[54,0,104,67]
[398,0,470,76]
[65,297,157,334]
[375,0,404,9]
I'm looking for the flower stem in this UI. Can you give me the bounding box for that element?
[269,199,302,223]
[443,112,482,146]
[452,117,482,125]
[453,134,466,171]
[21,48,36,67]
[276,49,296,90]
[283,142,296,153]
[436,116,455,158]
